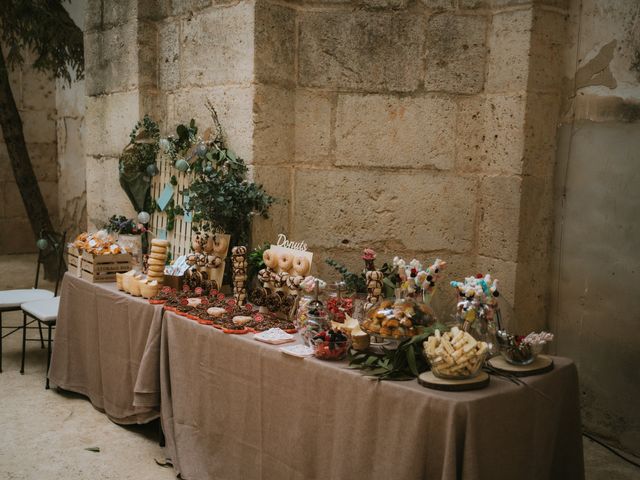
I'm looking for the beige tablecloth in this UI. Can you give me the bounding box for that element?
[49,273,163,424]
[160,312,584,480]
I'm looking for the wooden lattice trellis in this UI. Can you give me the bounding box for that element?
[149,154,193,261]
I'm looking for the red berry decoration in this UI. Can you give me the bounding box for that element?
[476,273,484,279]
[245,303,253,311]
[227,298,236,307]
[180,298,189,306]
[195,287,203,296]
[254,313,264,323]
[217,293,225,301]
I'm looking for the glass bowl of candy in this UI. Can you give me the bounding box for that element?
[496,330,552,366]
[312,330,351,361]
[422,326,489,380]
[360,296,435,340]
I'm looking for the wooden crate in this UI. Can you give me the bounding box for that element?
[67,247,133,283]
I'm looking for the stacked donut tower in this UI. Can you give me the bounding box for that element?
[231,246,248,305]
[257,247,312,314]
[147,238,169,284]
[365,271,384,311]
[186,232,230,291]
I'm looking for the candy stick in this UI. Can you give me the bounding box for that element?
[231,246,247,305]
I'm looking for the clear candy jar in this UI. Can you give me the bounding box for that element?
[360,295,435,340]
[423,326,489,380]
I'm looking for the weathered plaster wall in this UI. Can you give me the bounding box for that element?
[0,49,58,253]
[550,0,640,456]
[57,0,88,240]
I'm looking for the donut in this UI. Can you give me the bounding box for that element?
[151,239,170,247]
[278,252,293,272]
[263,249,278,269]
[150,252,166,261]
[292,256,310,276]
[212,235,229,255]
[205,234,215,253]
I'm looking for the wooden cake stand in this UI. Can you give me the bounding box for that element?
[418,371,490,391]
[487,355,554,377]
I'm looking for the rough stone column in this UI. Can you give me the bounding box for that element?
[84,0,161,228]
[482,0,567,331]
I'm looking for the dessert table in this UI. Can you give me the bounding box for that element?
[48,273,163,424]
[160,311,584,480]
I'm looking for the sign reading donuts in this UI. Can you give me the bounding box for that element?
[264,234,313,276]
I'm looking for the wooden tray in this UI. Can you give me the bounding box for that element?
[68,247,132,283]
[487,355,554,377]
[418,371,490,391]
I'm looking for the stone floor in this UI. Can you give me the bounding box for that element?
[1,253,639,479]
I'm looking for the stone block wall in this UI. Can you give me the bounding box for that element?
[0,49,58,253]
[82,0,567,332]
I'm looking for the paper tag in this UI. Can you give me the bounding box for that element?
[184,211,192,223]
[157,183,174,211]
[157,229,167,240]
[88,239,97,248]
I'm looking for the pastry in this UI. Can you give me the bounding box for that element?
[292,256,310,276]
[278,252,293,272]
[263,249,278,269]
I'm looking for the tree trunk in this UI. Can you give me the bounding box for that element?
[0,50,59,279]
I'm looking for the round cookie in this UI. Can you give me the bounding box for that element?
[149,252,166,261]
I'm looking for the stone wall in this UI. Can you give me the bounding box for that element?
[82,0,567,332]
[57,0,88,241]
[0,49,58,253]
[550,0,640,456]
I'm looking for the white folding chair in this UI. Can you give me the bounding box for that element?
[0,231,65,373]
[21,296,60,389]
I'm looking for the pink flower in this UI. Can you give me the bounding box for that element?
[362,248,376,261]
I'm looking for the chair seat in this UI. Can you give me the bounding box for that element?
[0,289,54,309]
[21,297,60,323]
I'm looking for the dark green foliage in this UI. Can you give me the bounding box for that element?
[325,258,367,294]
[348,323,445,380]
[170,110,275,246]
[325,258,396,296]
[119,115,160,212]
[0,0,84,83]
[247,242,269,283]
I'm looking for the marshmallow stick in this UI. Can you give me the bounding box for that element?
[231,246,248,305]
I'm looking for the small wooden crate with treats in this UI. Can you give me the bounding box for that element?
[67,247,133,283]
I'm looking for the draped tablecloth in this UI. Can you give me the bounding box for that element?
[48,273,163,424]
[160,311,584,480]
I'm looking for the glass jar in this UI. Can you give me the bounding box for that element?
[359,294,435,340]
[423,326,488,380]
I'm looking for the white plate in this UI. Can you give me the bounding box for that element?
[280,344,314,358]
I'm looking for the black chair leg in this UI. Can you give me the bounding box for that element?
[0,311,3,374]
[46,324,52,390]
[21,313,27,374]
[37,320,44,349]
